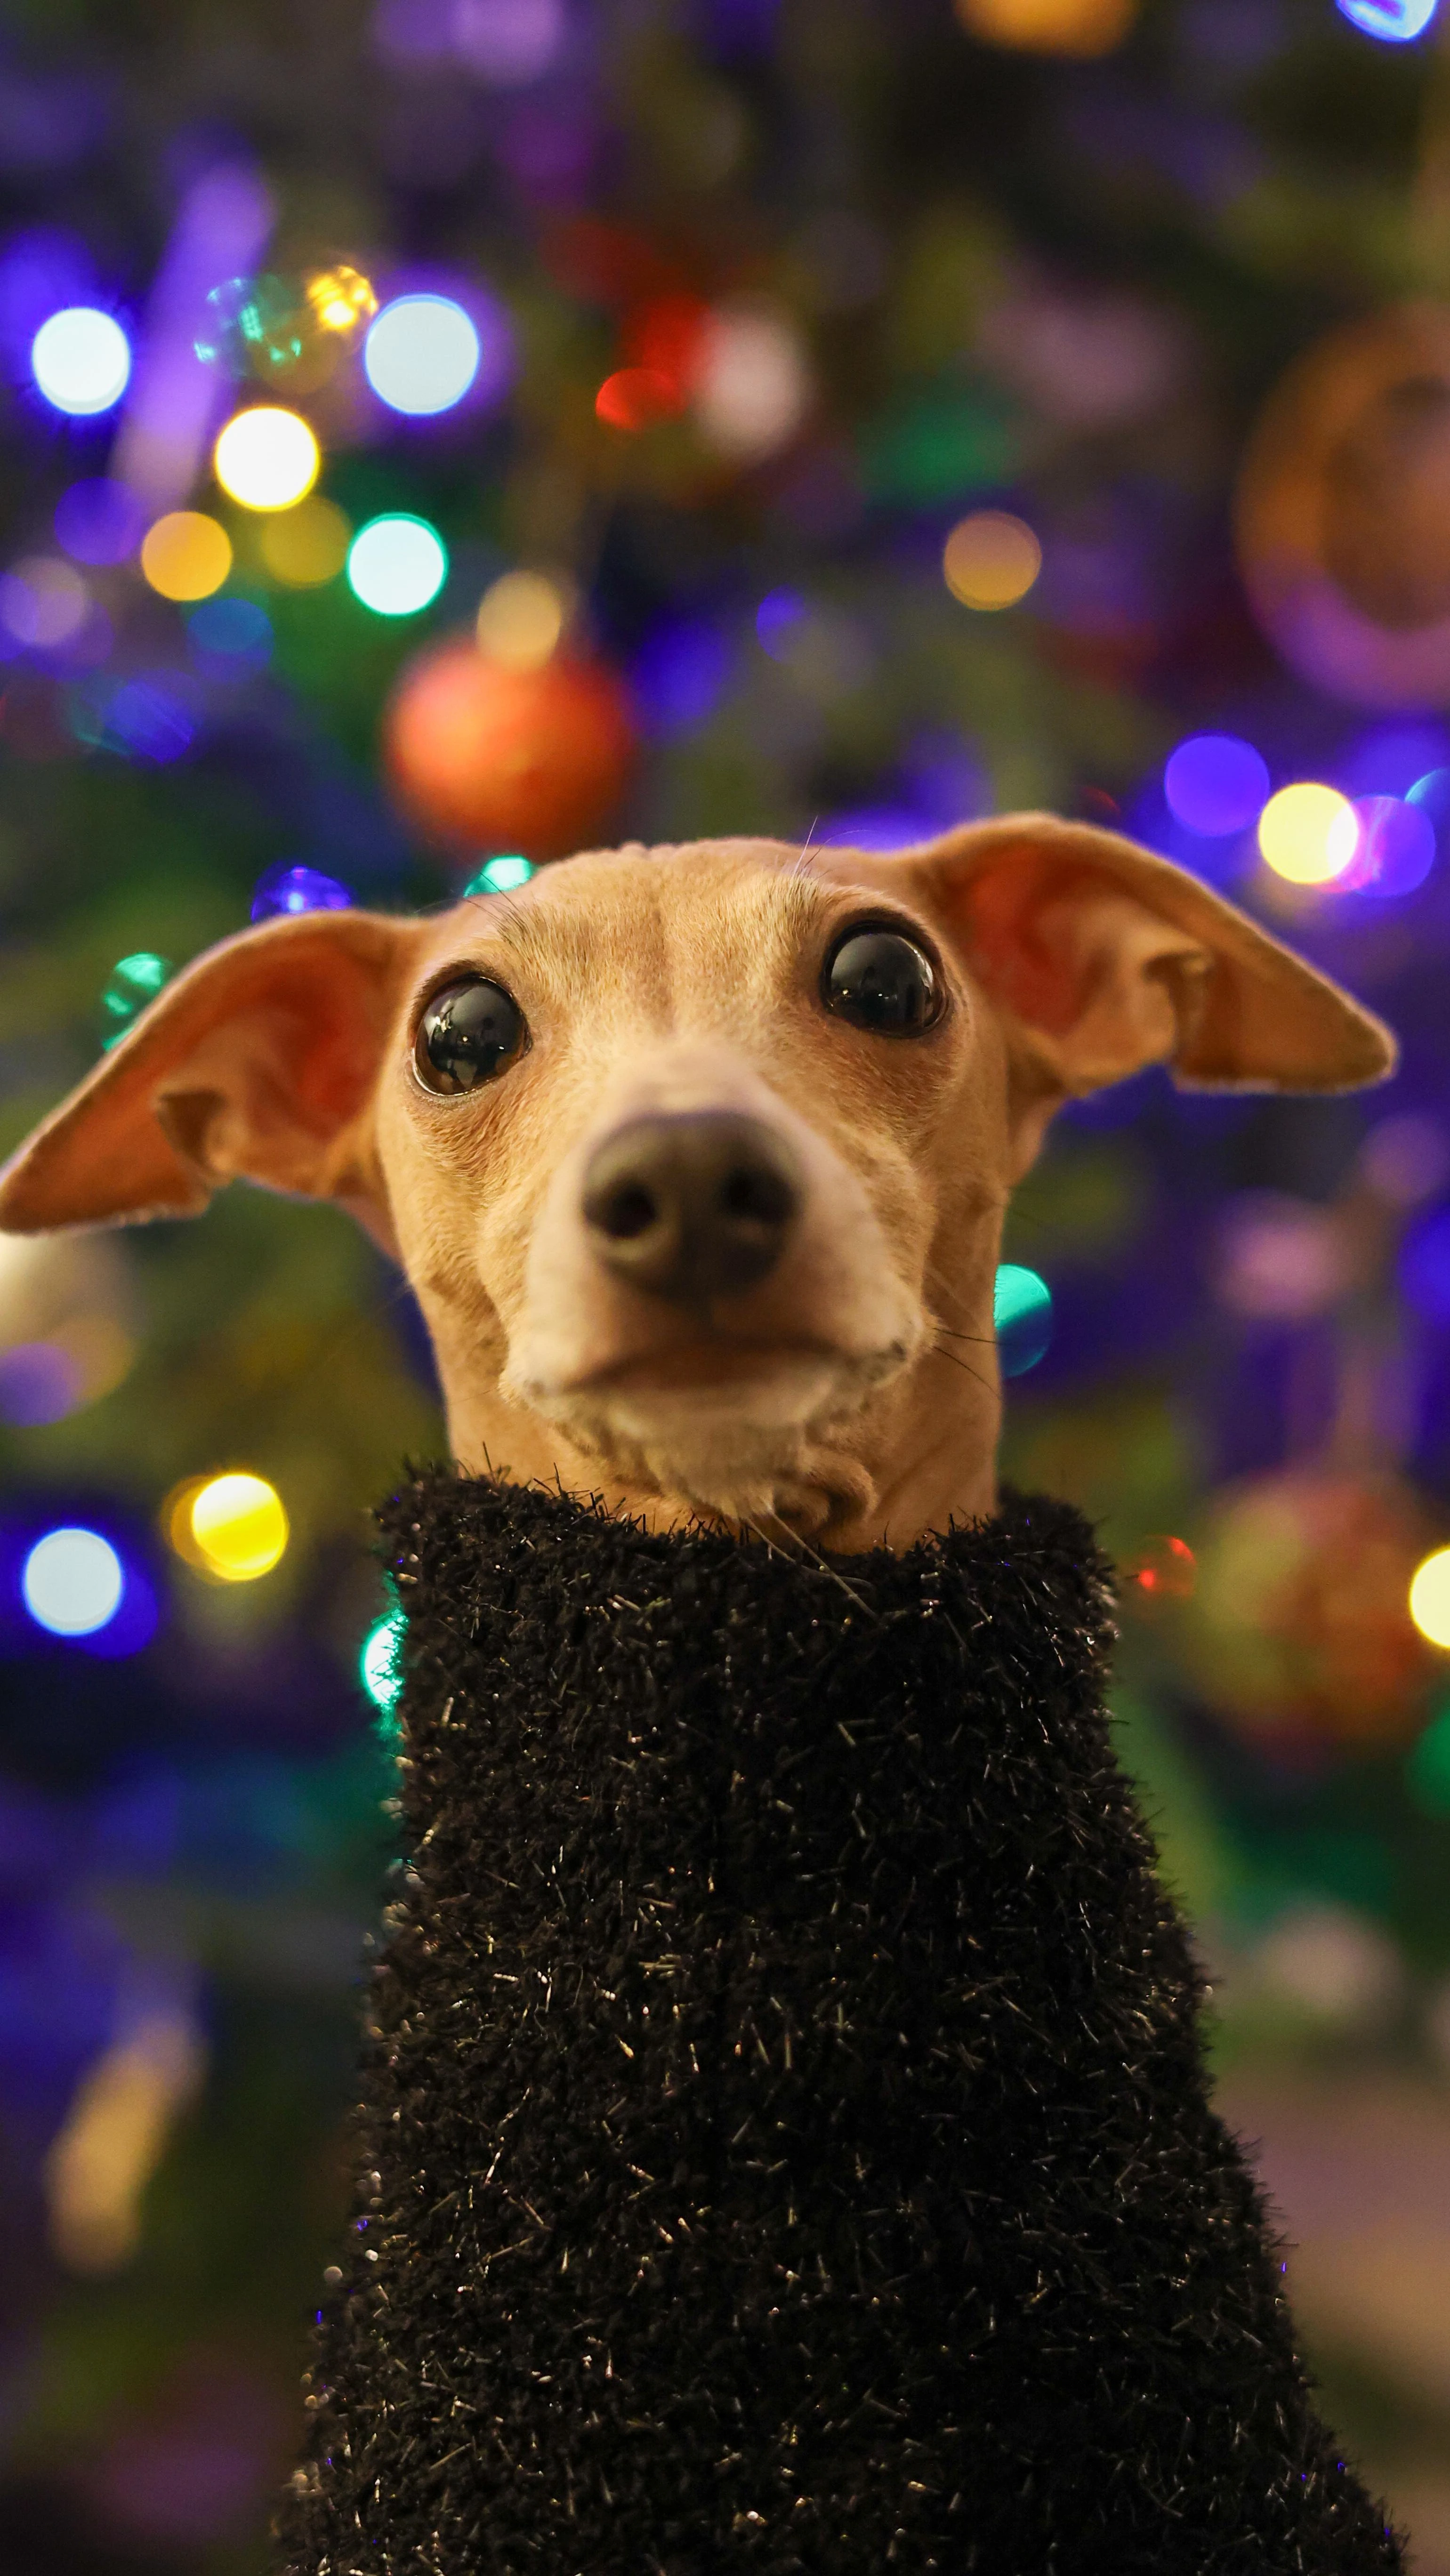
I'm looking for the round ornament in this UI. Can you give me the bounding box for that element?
[383,639,637,860]
[1236,304,1450,707]
[1183,1468,1438,1753]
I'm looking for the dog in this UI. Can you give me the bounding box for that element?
[0,813,1394,1546]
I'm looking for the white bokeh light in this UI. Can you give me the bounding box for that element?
[346,514,448,615]
[22,1527,125,1636]
[31,308,132,416]
[364,294,481,416]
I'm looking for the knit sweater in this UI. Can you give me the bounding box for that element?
[277,1474,1402,2575]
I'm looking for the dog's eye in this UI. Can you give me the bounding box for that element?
[822,926,941,1037]
[415,978,526,1095]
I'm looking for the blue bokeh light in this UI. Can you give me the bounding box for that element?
[757,587,807,660]
[31,306,130,414]
[250,862,354,922]
[632,616,732,735]
[186,594,272,672]
[1336,0,1438,38]
[364,293,481,416]
[1402,1206,1450,1325]
[994,1263,1054,1377]
[1349,795,1436,899]
[1163,734,1270,837]
[54,477,143,565]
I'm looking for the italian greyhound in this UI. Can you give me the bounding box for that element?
[0,816,1394,1547]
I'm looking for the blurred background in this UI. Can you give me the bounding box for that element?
[5,0,1450,2566]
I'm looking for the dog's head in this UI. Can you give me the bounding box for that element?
[0,819,1393,1548]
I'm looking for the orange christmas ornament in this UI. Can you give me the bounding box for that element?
[383,639,637,861]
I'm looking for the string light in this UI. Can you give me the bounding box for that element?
[1410,1546,1450,1646]
[476,571,567,670]
[213,406,320,511]
[21,1528,124,1636]
[1257,783,1359,886]
[363,293,481,416]
[31,307,131,415]
[140,510,232,602]
[177,1473,289,1582]
[346,514,448,616]
[943,511,1042,611]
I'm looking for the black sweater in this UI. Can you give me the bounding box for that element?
[277,1475,1402,2575]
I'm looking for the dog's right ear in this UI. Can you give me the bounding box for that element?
[0,909,426,1243]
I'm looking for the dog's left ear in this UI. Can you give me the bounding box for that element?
[897,813,1395,1161]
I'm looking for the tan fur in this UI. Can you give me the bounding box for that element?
[0,819,1395,1552]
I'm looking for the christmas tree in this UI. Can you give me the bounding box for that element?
[5,0,1450,2567]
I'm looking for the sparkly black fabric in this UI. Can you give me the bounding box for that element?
[278,1474,1402,2575]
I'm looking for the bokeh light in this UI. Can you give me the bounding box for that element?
[54,478,143,566]
[692,306,812,460]
[942,511,1042,612]
[22,1527,124,1636]
[1407,1706,1450,1814]
[186,595,272,673]
[185,1473,289,1583]
[955,0,1138,53]
[464,853,534,894]
[476,570,566,670]
[994,1262,1054,1376]
[213,406,320,511]
[1336,0,1438,39]
[1124,1534,1197,1604]
[305,263,377,335]
[1411,1546,1450,1646]
[361,1609,406,1716]
[364,293,481,416]
[140,510,232,603]
[100,950,169,1048]
[346,513,447,616]
[258,494,351,588]
[596,368,678,432]
[250,862,354,921]
[1257,782,1359,885]
[31,307,130,414]
[757,588,808,660]
[1163,734,1270,837]
[1346,795,1436,898]
[0,556,89,649]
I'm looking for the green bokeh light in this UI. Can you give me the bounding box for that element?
[1407,1706,1450,1815]
[464,854,534,896]
[100,950,171,1048]
[361,1609,406,1741]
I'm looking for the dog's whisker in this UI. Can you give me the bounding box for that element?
[930,1340,997,1399]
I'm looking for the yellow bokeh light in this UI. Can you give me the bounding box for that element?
[305,264,377,335]
[186,1472,289,1582]
[258,494,352,588]
[943,510,1043,612]
[1257,783,1359,887]
[139,509,232,602]
[954,0,1137,54]
[214,405,320,512]
[1410,1546,1450,1648]
[475,569,569,671]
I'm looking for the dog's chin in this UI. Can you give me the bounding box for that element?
[512,1342,907,1536]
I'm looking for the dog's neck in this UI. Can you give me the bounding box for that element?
[421,1289,1003,1551]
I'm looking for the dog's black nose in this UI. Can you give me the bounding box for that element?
[582,1112,802,1302]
